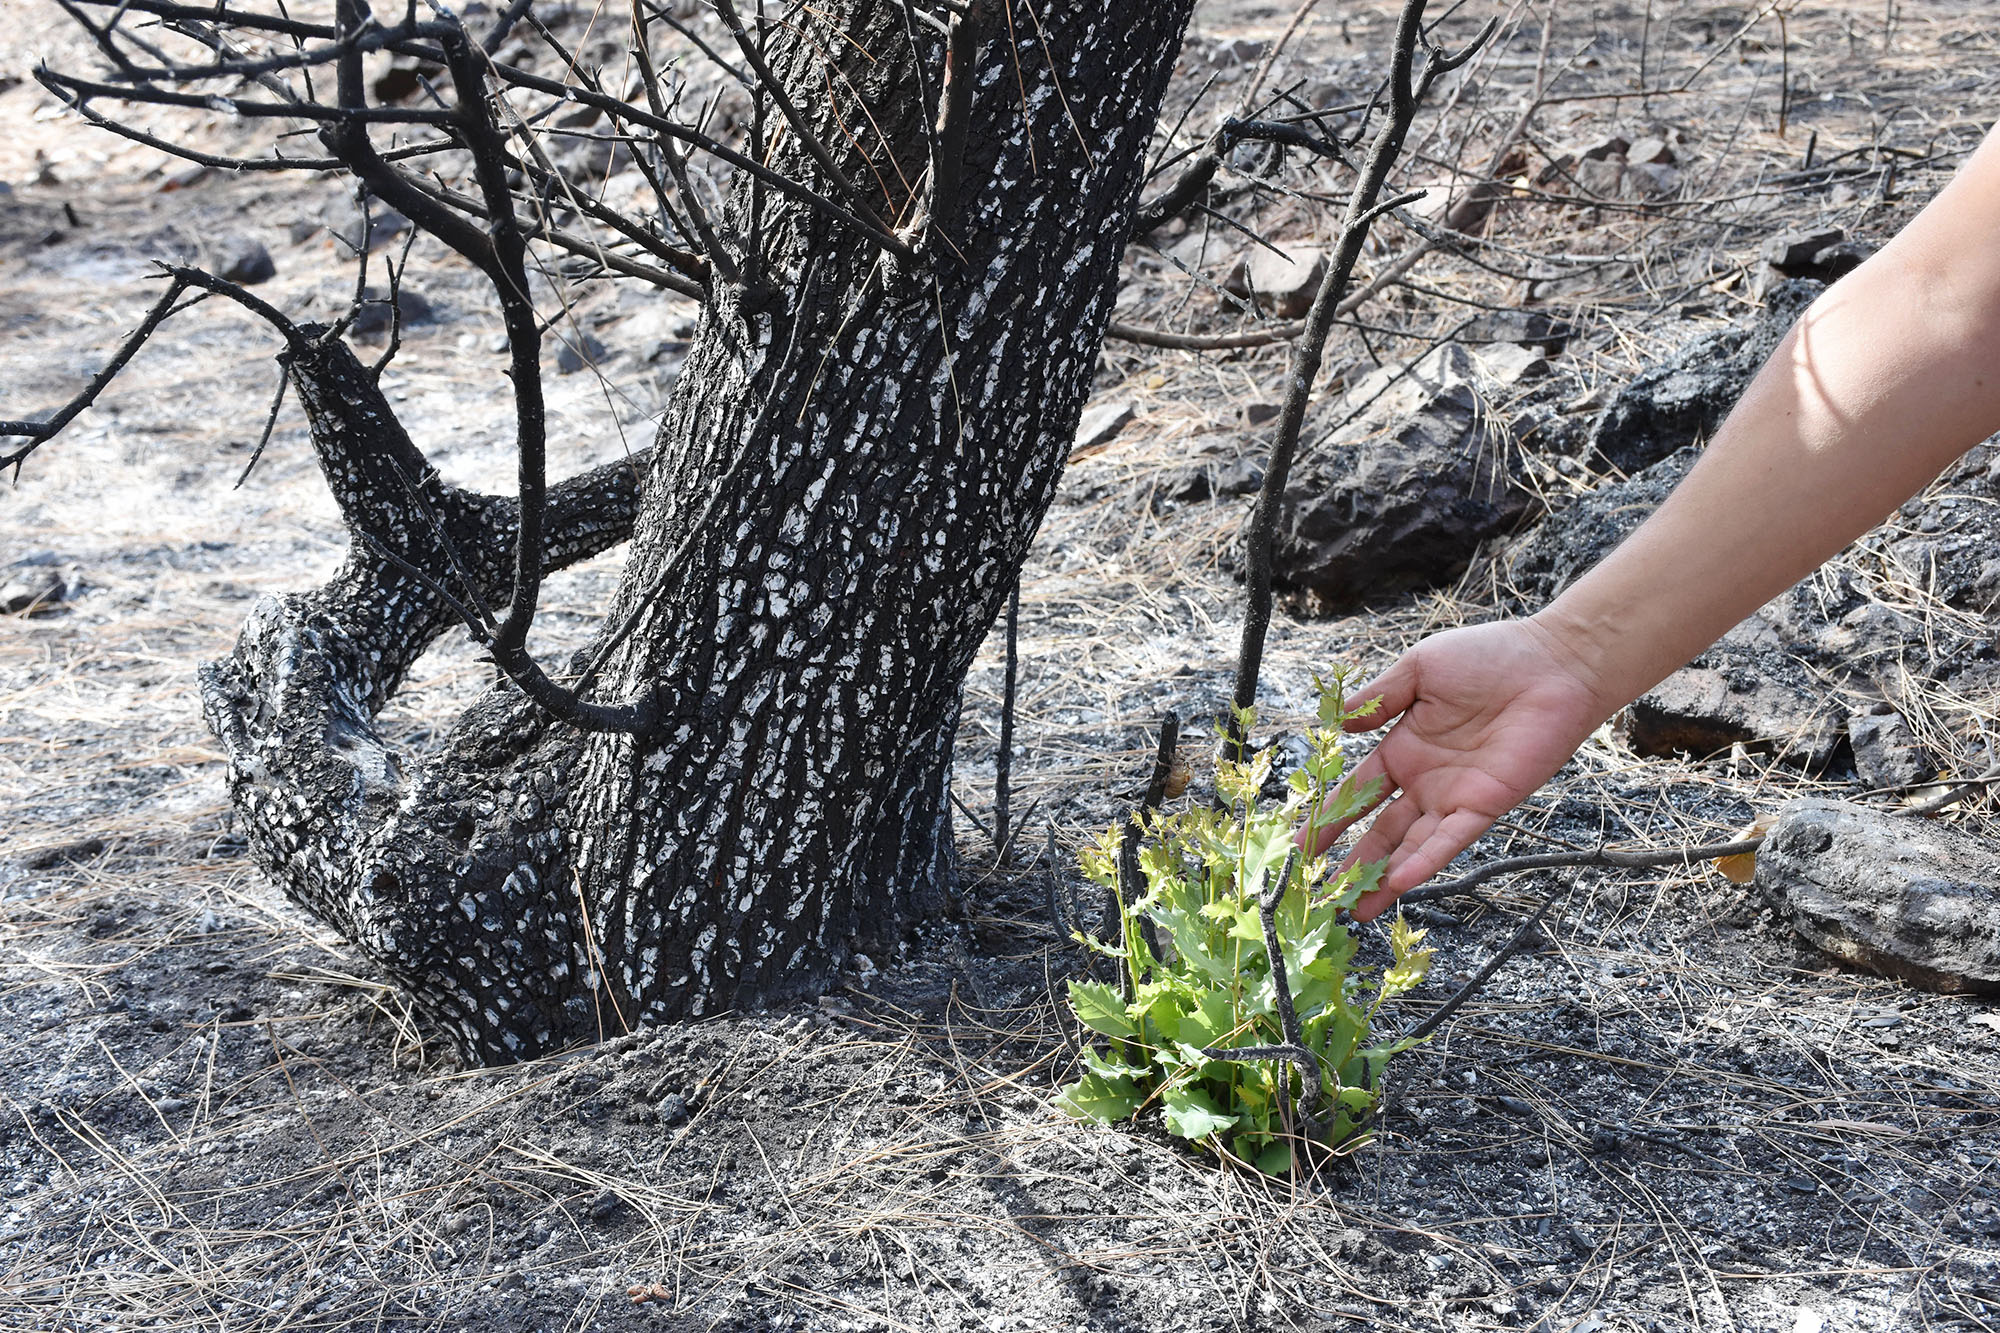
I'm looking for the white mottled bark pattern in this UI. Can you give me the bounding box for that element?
[203,0,1197,1063]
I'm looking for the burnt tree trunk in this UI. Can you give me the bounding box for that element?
[203,1,1197,1062]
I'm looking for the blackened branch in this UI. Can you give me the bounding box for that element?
[1202,846,1330,1136]
[2,264,307,477]
[1227,0,1492,761]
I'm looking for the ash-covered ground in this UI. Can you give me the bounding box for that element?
[2,2,1997,1330]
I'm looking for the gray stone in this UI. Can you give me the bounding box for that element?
[1262,344,1541,612]
[348,286,435,339]
[1216,456,1265,496]
[1573,157,1626,199]
[554,330,611,375]
[1756,230,1874,293]
[213,239,275,286]
[0,565,68,616]
[1760,227,1846,272]
[1617,615,1845,770]
[1756,799,2000,994]
[1848,708,1931,790]
[1072,399,1136,455]
[1506,445,1696,601]
[1460,308,1573,355]
[1624,162,1682,198]
[1223,244,1326,319]
[1626,136,1675,165]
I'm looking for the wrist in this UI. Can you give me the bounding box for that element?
[1523,597,1646,720]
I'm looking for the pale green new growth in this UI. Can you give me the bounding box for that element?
[1055,670,1433,1174]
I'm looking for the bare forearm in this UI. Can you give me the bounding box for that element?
[1535,127,2000,712]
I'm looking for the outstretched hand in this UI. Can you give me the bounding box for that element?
[1309,618,1618,921]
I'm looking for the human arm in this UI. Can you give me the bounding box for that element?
[1317,124,2000,920]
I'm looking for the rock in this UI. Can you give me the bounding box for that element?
[1160,467,1212,504]
[17,837,103,869]
[1575,134,1630,162]
[372,56,443,103]
[1506,445,1696,600]
[1584,279,1821,474]
[328,194,410,254]
[1757,228,1874,290]
[348,285,435,339]
[1071,399,1136,456]
[1223,244,1326,319]
[1760,227,1846,272]
[1243,401,1282,426]
[1573,157,1626,199]
[1756,798,2000,994]
[1617,616,1845,770]
[0,564,70,615]
[212,239,275,285]
[1464,341,1548,385]
[1626,136,1675,165]
[1804,240,1873,279]
[1460,308,1572,355]
[553,329,610,375]
[1624,162,1682,198]
[1216,456,1265,496]
[1847,707,1930,789]
[1508,444,1847,770]
[1261,344,1540,612]
[1217,37,1269,66]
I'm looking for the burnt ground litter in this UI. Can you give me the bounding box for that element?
[4,2,2000,1331]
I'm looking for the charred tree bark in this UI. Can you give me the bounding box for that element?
[205,1,1197,1062]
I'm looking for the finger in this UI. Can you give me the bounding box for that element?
[1343,653,1418,733]
[1299,745,1395,857]
[1352,809,1494,922]
[1339,790,1423,875]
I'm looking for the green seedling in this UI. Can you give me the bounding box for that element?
[1055,670,1433,1174]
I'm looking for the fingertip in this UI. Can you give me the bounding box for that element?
[1343,656,1417,732]
[1350,882,1398,922]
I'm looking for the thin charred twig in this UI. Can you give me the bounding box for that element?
[1115,712,1180,963]
[1227,0,1494,762]
[923,0,982,235]
[1403,837,1766,903]
[637,0,752,85]
[1202,846,1329,1135]
[432,19,656,735]
[951,791,996,842]
[710,0,896,233]
[1105,319,1304,350]
[508,15,715,295]
[1132,0,1329,235]
[234,359,293,489]
[3,264,306,475]
[1043,827,1072,942]
[1903,760,2000,816]
[493,99,712,294]
[369,227,420,379]
[0,273,198,471]
[37,64,460,125]
[1141,713,1182,811]
[484,63,916,259]
[630,0,742,289]
[990,797,1041,873]
[1398,893,1556,1044]
[994,581,1020,856]
[1222,116,1353,168]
